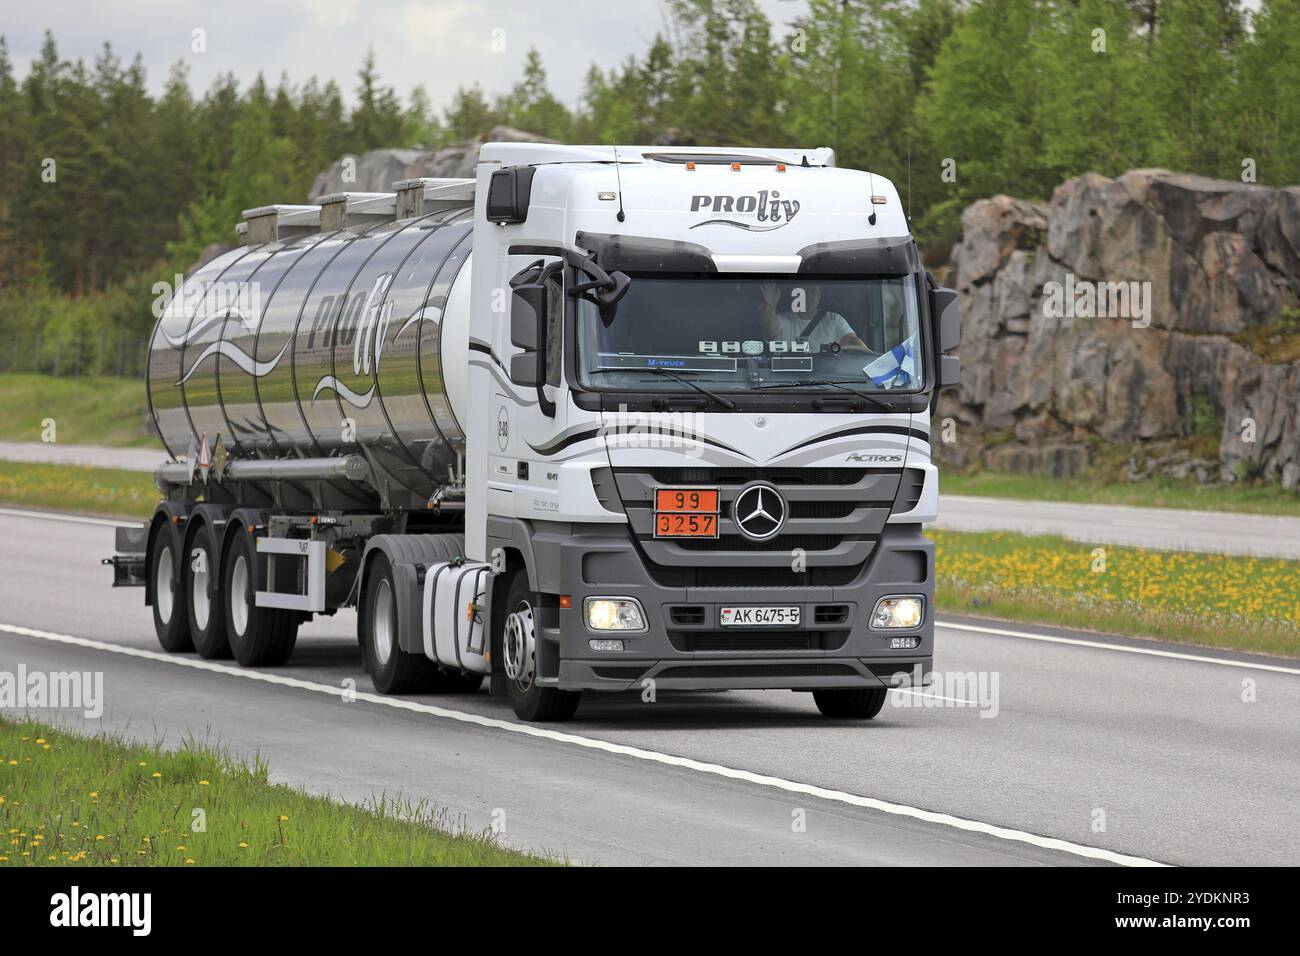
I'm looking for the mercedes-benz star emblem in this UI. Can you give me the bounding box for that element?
[732,483,786,540]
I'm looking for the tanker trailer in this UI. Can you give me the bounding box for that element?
[107,143,961,722]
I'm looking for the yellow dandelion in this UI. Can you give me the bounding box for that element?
[176,845,186,851]
[95,835,105,842]
[34,738,45,745]
[238,842,248,849]
[151,772,162,779]
[88,791,98,798]
[278,815,288,822]
[184,858,195,865]
[199,780,210,786]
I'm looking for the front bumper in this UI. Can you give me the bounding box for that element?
[550,522,934,692]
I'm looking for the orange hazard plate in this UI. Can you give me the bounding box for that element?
[654,487,719,537]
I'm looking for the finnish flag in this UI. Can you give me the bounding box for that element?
[863,335,918,387]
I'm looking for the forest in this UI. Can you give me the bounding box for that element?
[0,0,1295,375]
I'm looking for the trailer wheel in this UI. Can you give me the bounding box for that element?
[812,687,888,720]
[150,526,192,653]
[360,553,442,694]
[185,526,231,659]
[222,530,298,667]
[501,572,580,722]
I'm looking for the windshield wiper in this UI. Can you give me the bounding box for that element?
[640,367,738,410]
[754,379,895,412]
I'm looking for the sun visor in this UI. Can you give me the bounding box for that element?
[575,232,718,274]
[796,236,920,276]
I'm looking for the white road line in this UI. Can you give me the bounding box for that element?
[0,507,134,528]
[937,620,1300,675]
[0,620,1165,867]
[892,688,977,706]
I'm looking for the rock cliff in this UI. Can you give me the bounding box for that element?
[940,170,1300,488]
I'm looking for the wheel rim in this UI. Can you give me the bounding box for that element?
[502,601,536,691]
[373,578,395,666]
[155,544,174,623]
[191,545,210,631]
[230,553,249,637]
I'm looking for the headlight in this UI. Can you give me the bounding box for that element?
[584,597,647,632]
[871,596,924,630]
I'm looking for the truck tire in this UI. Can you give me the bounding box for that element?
[360,553,443,694]
[222,530,298,667]
[500,572,580,722]
[813,687,888,719]
[185,525,231,659]
[150,526,192,653]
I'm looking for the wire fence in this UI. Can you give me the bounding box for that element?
[0,331,152,379]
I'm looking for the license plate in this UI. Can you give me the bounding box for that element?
[654,486,719,538]
[655,512,718,537]
[719,606,800,627]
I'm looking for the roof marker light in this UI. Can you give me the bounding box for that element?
[685,161,696,171]
[777,163,786,172]
[730,162,741,171]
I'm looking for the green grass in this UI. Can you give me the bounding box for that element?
[942,471,1300,517]
[0,461,158,518]
[933,529,1300,657]
[0,717,550,867]
[0,373,151,447]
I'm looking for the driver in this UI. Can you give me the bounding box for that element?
[756,281,869,352]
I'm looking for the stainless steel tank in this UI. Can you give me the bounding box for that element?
[146,204,474,504]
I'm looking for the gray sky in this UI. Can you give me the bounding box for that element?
[3,0,809,112]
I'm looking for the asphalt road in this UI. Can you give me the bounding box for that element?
[1,508,1296,866]
[5,440,1299,558]
[933,493,1300,560]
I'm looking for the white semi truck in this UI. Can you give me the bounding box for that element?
[106,143,960,722]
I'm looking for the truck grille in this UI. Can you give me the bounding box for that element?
[611,466,903,585]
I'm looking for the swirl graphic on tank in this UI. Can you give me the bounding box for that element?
[312,272,393,409]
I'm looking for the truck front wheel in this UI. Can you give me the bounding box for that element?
[360,553,443,694]
[500,572,580,722]
[813,687,888,719]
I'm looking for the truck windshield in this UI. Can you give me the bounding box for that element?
[575,274,923,393]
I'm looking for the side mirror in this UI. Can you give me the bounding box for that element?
[929,286,961,389]
[932,287,960,352]
[509,351,540,387]
[510,282,544,351]
[507,273,554,415]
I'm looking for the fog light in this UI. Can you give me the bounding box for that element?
[584,597,647,632]
[890,636,920,649]
[872,596,924,630]
[589,639,625,652]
